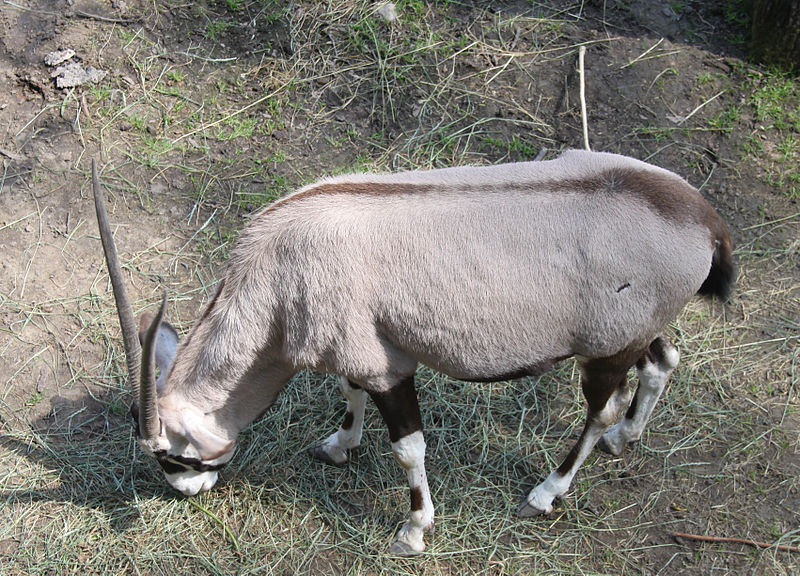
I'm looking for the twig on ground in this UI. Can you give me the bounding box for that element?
[742,211,800,230]
[0,213,35,232]
[80,94,92,123]
[677,90,725,125]
[671,531,800,553]
[75,10,136,24]
[15,104,58,138]
[622,38,663,69]
[3,0,59,16]
[578,46,590,151]
[171,80,292,144]
[0,148,24,161]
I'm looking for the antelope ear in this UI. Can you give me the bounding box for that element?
[139,312,179,393]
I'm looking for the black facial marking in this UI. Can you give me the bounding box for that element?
[158,458,190,475]
[152,450,228,474]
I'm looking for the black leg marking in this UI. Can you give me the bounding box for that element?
[307,378,367,467]
[410,486,424,511]
[623,391,639,420]
[555,389,623,477]
[555,356,634,478]
[637,336,668,369]
[341,411,355,431]
[520,353,638,517]
[370,377,435,554]
[599,336,680,457]
[336,379,361,431]
[580,355,636,413]
[369,376,422,443]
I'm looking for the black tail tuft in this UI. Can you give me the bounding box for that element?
[698,237,736,302]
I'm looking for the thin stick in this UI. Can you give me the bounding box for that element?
[75,10,136,23]
[578,46,590,151]
[678,90,725,125]
[3,0,59,16]
[171,80,292,144]
[742,211,800,230]
[621,37,663,69]
[0,212,36,232]
[671,531,800,553]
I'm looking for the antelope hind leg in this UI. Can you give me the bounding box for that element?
[519,357,634,517]
[598,337,680,456]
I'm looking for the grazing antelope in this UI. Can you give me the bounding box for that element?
[92,150,734,555]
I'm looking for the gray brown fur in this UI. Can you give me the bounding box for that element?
[166,150,732,436]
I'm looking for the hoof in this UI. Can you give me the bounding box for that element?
[597,433,631,457]
[389,539,423,557]
[596,435,618,456]
[307,444,346,467]
[517,499,548,518]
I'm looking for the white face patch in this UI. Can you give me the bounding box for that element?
[146,440,236,496]
[164,469,220,496]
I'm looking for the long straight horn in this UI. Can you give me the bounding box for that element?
[92,159,142,393]
[139,291,166,440]
[93,161,162,439]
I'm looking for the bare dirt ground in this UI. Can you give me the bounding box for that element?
[0,1,798,574]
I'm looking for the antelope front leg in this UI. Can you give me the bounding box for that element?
[308,377,367,465]
[370,377,435,556]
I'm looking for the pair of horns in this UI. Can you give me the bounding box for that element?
[92,159,162,440]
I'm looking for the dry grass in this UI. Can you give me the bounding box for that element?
[1,1,799,575]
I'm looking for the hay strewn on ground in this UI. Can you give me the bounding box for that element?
[0,1,797,574]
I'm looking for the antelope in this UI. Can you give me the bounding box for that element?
[92,150,734,555]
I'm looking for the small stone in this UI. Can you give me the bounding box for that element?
[44,49,76,67]
[51,62,107,89]
[374,2,398,24]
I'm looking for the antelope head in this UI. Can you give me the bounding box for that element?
[92,160,234,495]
